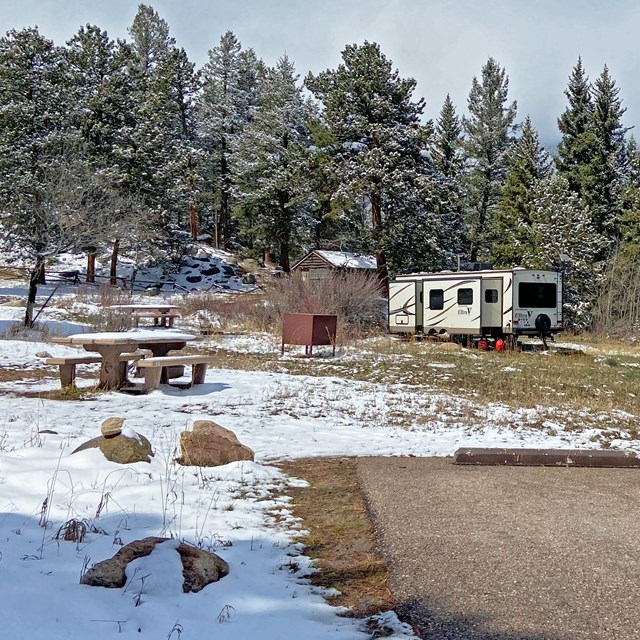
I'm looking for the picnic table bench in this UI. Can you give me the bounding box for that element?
[134,355,217,391]
[45,352,143,388]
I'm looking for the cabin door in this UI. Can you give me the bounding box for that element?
[481,278,503,329]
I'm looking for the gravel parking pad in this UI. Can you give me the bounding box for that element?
[357,457,640,640]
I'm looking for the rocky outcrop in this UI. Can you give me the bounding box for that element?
[178,420,254,467]
[80,537,229,592]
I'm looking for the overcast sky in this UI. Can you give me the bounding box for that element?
[2,0,640,148]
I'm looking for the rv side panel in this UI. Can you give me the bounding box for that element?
[422,276,482,334]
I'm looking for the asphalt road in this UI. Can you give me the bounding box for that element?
[357,457,640,640]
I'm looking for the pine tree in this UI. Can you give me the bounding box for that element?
[431,94,466,268]
[306,41,431,286]
[556,58,596,196]
[124,5,201,234]
[234,56,315,271]
[0,28,69,323]
[590,65,628,243]
[619,137,640,244]
[491,116,553,267]
[199,31,259,247]
[529,175,603,328]
[463,57,517,262]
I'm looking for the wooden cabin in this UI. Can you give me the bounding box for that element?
[291,250,377,280]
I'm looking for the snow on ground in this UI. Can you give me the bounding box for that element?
[0,267,638,639]
[0,332,427,639]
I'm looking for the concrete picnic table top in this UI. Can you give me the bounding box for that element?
[53,329,195,346]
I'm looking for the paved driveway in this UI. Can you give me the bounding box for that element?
[357,457,640,640]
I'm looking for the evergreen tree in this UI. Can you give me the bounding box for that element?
[556,58,596,196]
[528,175,603,328]
[590,65,628,243]
[124,5,201,234]
[0,28,69,323]
[431,94,466,268]
[199,31,259,247]
[306,41,432,286]
[463,57,517,262]
[491,116,553,267]
[619,137,640,244]
[234,56,315,271]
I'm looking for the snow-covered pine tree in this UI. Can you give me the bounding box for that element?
[491,116,553,268]
[529,175,603,328]
[0,28,69,323]
[463,57,517,262]
[124,5,201,235]
[306,41,432,287]
[619,137,640,245]
[234,56,315,271]
[431,94,466,268]
[199,31,259,247]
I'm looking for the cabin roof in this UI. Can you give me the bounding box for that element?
[292,250,377,271]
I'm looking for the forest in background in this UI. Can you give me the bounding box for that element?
[1,4,639,331]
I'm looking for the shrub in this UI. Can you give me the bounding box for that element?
[592,243,640,340]
[265,271,386,334]
[176,271,386,337]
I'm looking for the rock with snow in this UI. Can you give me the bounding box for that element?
[72,430,153,464]
[100,417,124,438]
[178,420,254,467]
[80,537,229,593]
[35,350,52,358]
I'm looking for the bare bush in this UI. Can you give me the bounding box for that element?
[266,271,386,334]
[592,244,640,340]
[178,272,386,337]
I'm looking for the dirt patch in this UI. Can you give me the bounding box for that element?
[278,457,395,618]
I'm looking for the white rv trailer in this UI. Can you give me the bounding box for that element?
[388,268,563,342]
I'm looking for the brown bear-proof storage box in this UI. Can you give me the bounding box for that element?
[281,313,337,356]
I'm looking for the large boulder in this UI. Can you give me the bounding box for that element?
[80,537,228,593]
[72,429,153,464]
[178,420,254,467]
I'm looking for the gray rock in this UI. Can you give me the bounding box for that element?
[178,420,254,467]
[72,431,153,464]
[80,537,229,592]
[35,351,52,358]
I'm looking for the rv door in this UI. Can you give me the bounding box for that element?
[481,278,503,329]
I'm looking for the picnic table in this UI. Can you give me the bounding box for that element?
[107,304,181,328]
[51,329,196,389]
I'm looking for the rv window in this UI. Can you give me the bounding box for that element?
[485,289,498,303]
[519,282,557,308]
[429,289,444,310]
[457,288,473,305]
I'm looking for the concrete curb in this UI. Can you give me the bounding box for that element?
[453,447,640,468]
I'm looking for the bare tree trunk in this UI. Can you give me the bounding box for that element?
[110,239,120,286]
[24,255,45,327]
[370,191,388,293]
[86,252,96,283]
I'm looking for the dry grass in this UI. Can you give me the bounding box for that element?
[278,457,395,618]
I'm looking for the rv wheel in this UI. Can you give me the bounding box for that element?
[534,313,552,334]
